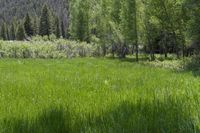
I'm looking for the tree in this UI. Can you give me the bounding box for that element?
[33,17,39,36]
[55,17,61,38]
[184,0,200,54]
[61,20,66,38]
[10,23,16,40]
[6,25,10,40]
[120,0,138,59]
[39,5,52,36]
[95,0,112,56]
[0,23,8,40]
[24,13,33,36]
[16,23,26,40]
[69,0,90,42]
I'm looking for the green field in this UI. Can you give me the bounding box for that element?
[0,58,199,133]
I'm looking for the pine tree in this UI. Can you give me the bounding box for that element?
[69,0,90,42]
[6,26,10,40]
[33,17,39,36]
[10,23,16,40]
[77,1,90,42]
[61,20,66,38]
[24,13,34,37]
[39,5,52,36]
[0,23,8,40]
[16,23,26,40]
[55,17,61,38]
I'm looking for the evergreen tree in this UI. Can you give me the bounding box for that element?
[77,1,90,42]
[6,26,10,40]
[16,23,26,40]
[24,13,33,36]
[0,23,8,40]
[61,20,66,38]
[10,23,16,40]
[33,17,39,36]
[39,5,52,36]
[69,0,90,42]
[55,17,61,38]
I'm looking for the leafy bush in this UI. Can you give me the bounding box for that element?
[0,39,96,59]
[185,55,200,71]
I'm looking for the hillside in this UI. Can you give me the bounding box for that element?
[0,0,69,24]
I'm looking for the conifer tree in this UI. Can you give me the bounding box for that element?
[55,17,61,38]
[16,23,26,40]
[0,23,8,40]
[39,5,52,36]
[24,13,33,36]
[10,23,16,40]
[6,26,10,40]
[69,0,90,42]
[61,20,66,38]
[77,2,90,42]
[33,17,39,36]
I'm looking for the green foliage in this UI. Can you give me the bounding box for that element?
[69,0,90,42]
[0,23,8,40]
[39,5,52,36]
[54,17,61,38]
[16,23,26,40]
[33,17,39,36]
[0,39,94,58]
[120,0,137,45]
[61,20,66,38]
[10,23,16,40]
[24,13,34,37]
[185,55,200,74]
[0,0,200,59]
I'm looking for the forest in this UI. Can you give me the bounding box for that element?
[0,0,199,60]
[0,0,200,133]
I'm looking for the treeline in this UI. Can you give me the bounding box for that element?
[0,0,200,60]
[0,0,69,25]
[0,5,66,41]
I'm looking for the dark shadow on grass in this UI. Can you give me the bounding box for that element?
[2,100,198,133]
[2,107,71,133]
[86,100,197,133]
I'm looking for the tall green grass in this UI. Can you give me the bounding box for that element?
[0,58,199,133]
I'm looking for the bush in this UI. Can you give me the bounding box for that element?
[0,39,96,59]
[185,55,200,70]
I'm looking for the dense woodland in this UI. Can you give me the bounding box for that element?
[0,0,200,61]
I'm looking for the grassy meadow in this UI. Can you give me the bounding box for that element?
[0,58,200,133]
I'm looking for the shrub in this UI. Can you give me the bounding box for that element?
[185,55,200,70]
[0,39,96,59]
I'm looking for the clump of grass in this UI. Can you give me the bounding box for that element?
[0,58,199,133]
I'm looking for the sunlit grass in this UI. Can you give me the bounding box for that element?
[0,58,199,133]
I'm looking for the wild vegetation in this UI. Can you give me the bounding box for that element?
[0,0,199,60]
[0,39,94,58]
[0,0,199,132]
[0,58,200,133]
